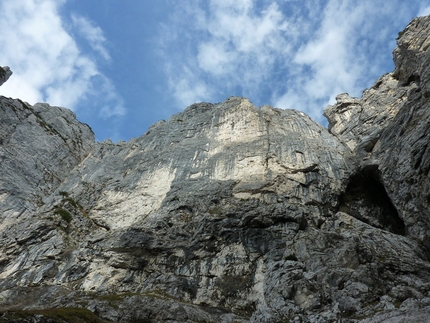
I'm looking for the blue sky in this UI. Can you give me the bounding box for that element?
[1,0,429,142]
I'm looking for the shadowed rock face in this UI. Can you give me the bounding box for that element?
[0,66,12,86]
[338,165,406,236]
[1,15,430,323]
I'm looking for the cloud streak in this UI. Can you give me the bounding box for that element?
[0,0,124,117]
[71,14,111,62]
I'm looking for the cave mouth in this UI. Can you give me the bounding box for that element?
[338,165,406,235]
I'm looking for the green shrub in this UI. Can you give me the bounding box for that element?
[0,307,103,323]
[54,208,72,223]
[397,29,406,41]
[64,197,79,208]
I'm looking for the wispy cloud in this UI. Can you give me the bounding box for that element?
[196,1,291,80]
[160,0,293,108]
[419,5,430,16]
[71,14,111,62]
[167,63,212,109]
[159,0,422,122]
[0,0,124,117]
[274,0,417,122]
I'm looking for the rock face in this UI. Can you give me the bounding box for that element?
[0,66,12,86]
[1,15,430,323]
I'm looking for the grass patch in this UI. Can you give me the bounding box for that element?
[0,307,103,323]
[54,208,73,223]
[97,292,138,302]
[58,192,88,216]
[63,197,79,208]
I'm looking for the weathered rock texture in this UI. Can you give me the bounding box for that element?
[0,66,12,86]
[1,15,430,323]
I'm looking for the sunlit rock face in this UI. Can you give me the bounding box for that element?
[1,15,430,323]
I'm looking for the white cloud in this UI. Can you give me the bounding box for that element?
[160,0,421,123]
[282,2,369,119]
[71,14,111,61]
[0,0,124,117]
[161,0,292,108]
[197,41,236,76]
[166,63,212,109]
[272,0,417,122]
[419,5,430,16]
[200,0,292,82]
[97,76,126,117]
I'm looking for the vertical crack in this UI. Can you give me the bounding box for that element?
[263,115,271,179]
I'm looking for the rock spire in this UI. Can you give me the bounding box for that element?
[0,66,12,86]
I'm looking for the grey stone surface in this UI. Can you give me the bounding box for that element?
[1,15,430,323]
[0,66,12,86]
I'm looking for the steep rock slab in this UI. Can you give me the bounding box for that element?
[0,97,94,218]
[0,97,95,308]
[375,16,430,247]
[324,15,430,155]
[2,95,430,323]
[324,15,430,247]
[44,97,350,302]
[0,96,354,322]
[323,74,409,154]
[69,97,349,231]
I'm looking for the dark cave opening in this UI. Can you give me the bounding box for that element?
[405,73,421,87]
[338,165,406,235]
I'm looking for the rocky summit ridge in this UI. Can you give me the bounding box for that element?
[0,15,430,323]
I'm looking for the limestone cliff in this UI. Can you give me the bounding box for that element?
[1,16,430,323]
